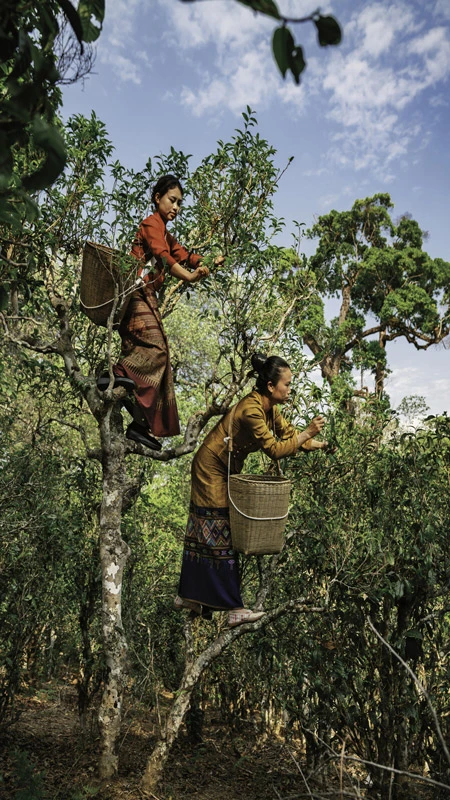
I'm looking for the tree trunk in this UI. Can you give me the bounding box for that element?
[375,330,387,396]
[97,411,131,780]
[338,284,352,326]
[141,615,203,793]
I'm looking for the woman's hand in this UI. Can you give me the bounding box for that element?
[189,265,210,283]
[304,415,325,439]
[321,440,337,454]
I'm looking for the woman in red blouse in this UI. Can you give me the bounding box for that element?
[100,175,222,450]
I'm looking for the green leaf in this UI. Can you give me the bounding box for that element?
[0,205,20,228]
[290,46,306,85]
[0,132,14,189]
[22,116,67,191]
[405,628,423,640]
[273,28,306,84]
[78,0,105,43]
[314,15,342,47]
[9,32,32,81]
[236,0,280,20]
[272,26,294,78]
[58,0,84,46]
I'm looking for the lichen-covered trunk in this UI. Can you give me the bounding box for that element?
[97,442,130,779]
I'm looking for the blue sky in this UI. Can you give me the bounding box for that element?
[62,0,450,415]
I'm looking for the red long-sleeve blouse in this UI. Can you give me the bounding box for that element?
[131,211,201,290]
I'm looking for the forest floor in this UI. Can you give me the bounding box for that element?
[0,682,436,800]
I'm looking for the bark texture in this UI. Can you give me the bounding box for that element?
[97,412,131,779]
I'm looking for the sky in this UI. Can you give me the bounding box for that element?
[61,0,450,415]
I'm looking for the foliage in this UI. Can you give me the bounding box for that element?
[1,110,449,797]
[0,107,304,721]
[8,750,46,800]
[304,194,450,393]
[172,107,316,391]
[190,407,450,796]
[1,106,307,395]
[0,343,102,723]
[2,748,100,800]
[1,0,340,244]
[0,0,104,231]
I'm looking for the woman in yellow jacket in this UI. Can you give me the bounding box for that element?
[176,353,328,627]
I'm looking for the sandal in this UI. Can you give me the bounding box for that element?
[126,422,162,451]
[174,595,202,616]
[97,372,136,392]
[228,608,265,628]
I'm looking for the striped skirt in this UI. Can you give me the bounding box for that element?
[116,287,180,437]
[177,502,243,610]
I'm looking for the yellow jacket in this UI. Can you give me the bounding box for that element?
[190,391,315,508]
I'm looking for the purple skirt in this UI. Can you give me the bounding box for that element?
[177,502,243,610]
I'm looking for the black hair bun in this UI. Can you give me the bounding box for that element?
[250,352,267,374]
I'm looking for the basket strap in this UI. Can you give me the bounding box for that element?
[226,452,289,521]
[80,238,161,312]
[80,277,144,310]
[225,401,238,452]
[225,402,288,521]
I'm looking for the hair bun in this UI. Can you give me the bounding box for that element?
[250,352,267,374]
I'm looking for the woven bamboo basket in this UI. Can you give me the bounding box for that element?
[228,473,292,555]
[80,241,137,327]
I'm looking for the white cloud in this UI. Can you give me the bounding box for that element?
[99,51,142,85]
[351,3,418,58]
[277,79,307,112]
[96,0,150,84]
[160,0,272,52]
[181,43,280,115]
[385,366,450,414]
[303,167,328,177]
[181,78,227,116]
[315,4,450,178]
[318,192,341,209]
[91,0,450,183]
[429,93,449,107]
[434,0,450,22]
[159,0,310,115]
[408,26,450,82]
[101,0,142,47]
[167,0,450,182]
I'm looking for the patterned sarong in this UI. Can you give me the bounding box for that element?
[177,502,243,610]
[116,287,180,437]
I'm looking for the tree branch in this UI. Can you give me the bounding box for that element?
[141,596,325,794]
[0,313,60,354]
[303,332,322,356]
[125,373,250,460]
[40,417,102,461]
[384,323,449,349]
[301,730,450,793]
[343,324,386,354]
